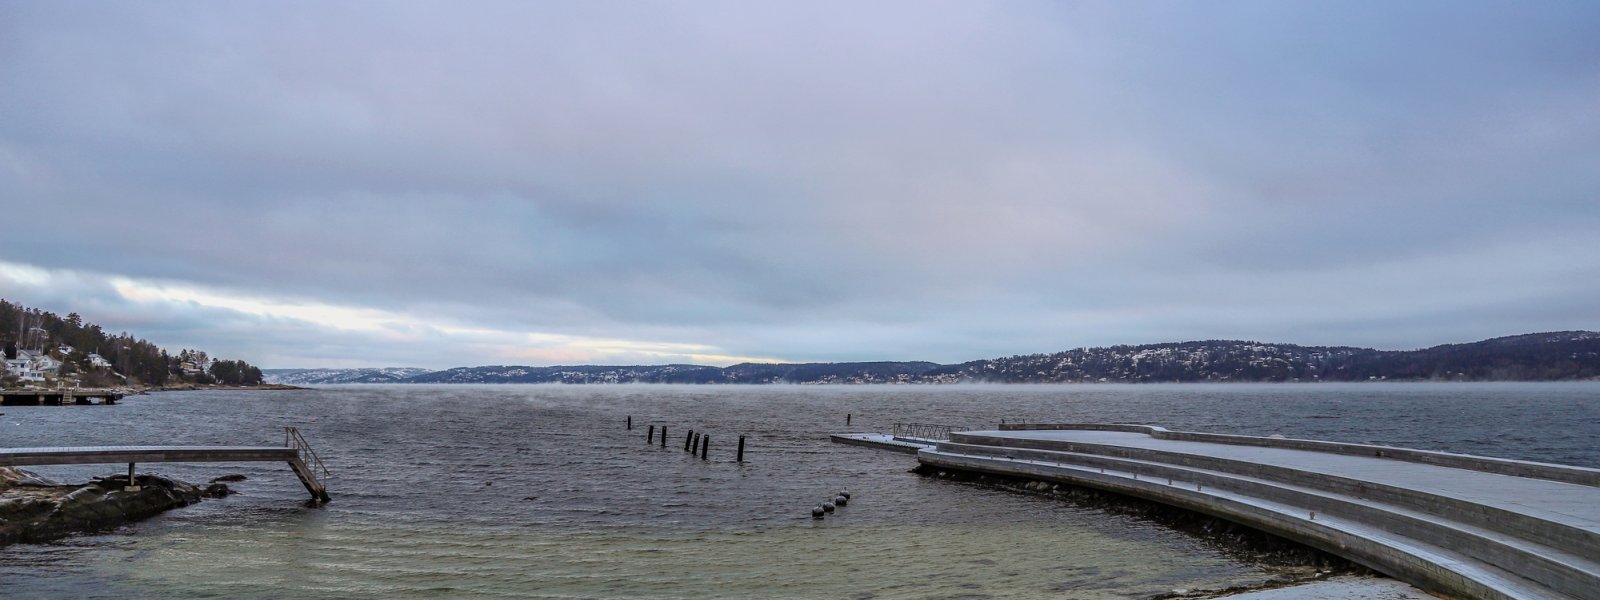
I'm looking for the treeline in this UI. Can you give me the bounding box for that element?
[206,359,264,386]
[0,299,263,387]
[378,332,1600,385]
[924,333,1600,383]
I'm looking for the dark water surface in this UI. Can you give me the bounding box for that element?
[2,383,1596,598]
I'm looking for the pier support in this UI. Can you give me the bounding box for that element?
[124,462,140,492]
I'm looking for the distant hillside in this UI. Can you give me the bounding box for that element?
[271,331,1600,385]
[262,368,434,385]
[401,361,940,384]
[921,332,1600,383]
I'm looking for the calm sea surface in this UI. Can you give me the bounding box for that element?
[2,383,1597,599]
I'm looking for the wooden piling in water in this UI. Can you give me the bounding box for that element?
[627,415,632,430]
[700,435,709,460]
[660,426,667,447]
[847,413,851,425]
[737,436,746,462]
[685,430,694,452]
[647,425,655,443]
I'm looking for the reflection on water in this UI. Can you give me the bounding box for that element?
[2,383,1596,598]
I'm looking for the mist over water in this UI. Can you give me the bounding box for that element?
[2,383,1596,598]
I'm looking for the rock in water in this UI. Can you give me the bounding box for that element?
[1,472,205,545]
[202,483,234,498]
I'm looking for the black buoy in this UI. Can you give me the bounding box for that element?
[812,505,825,519]
[822,501,835,513]
[834,495,847,507]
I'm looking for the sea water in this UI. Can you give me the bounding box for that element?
[1,383,1595,598]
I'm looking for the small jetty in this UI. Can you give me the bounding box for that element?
[835,423,1600,600]
[1,389,122,406]
[829,422,950,454]
[0,427,330,502]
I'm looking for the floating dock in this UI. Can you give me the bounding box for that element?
[838,423,1600,600]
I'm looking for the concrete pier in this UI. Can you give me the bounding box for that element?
[828,433,936,454]
[0,389,122,406]
[901,424,1599,600]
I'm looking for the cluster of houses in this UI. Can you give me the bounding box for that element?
[1,344,114,384]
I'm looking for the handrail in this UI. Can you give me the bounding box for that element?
[892,422,955,441]
[284,426,330,478]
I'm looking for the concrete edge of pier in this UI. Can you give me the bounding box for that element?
[998,423,1600,487]
[828,433,935,454]
[899,425,1600,600]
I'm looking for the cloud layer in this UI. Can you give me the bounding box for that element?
[2,2,1597,368]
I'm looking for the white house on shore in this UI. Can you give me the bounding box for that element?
[4,349,57,383]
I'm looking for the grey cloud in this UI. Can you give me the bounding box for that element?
[2,1,1598,367]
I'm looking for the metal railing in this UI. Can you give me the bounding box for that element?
[893,422,954,441]
[284,426,331,478]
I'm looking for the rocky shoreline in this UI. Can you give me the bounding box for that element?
[0,467,234,545]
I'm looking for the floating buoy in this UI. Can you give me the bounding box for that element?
[834,495,848,507]
[812,505,825,519]
[822,501,835,513]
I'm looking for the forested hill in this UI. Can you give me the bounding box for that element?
[919,332,1600,383]
[269,332,1600,384]
[0,299,264,387]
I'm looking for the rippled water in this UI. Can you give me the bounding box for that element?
[2,383,1596,598]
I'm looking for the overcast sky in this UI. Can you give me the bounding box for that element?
[2,2,1597,369]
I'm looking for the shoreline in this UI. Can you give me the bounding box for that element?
[133,382,305,393]
[905,466,1449,599]
[1211,575,1436,599]
[0,467,235,546]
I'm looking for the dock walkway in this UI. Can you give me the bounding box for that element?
[0,428,330,501]
[906,424,1600,600]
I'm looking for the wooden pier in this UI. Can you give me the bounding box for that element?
[837,423,1600,600]
[1,389,122,406]
[0,427,330,501]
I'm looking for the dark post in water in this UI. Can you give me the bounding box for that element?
[660,426,667,447]
[685,430,694,452]
[847,413,852,426]
[627,415,632,430]
[647,424,655,444]
[700,435,709,460]
[737,435,746,462]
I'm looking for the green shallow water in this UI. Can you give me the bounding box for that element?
[51,518,1268,599]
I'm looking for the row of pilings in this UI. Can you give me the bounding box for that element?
[627,416,746,462]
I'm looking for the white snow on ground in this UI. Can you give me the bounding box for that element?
[1216,576,1436,599]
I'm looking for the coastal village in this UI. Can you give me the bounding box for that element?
[0,301,262,390]
[2,334,216,390]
